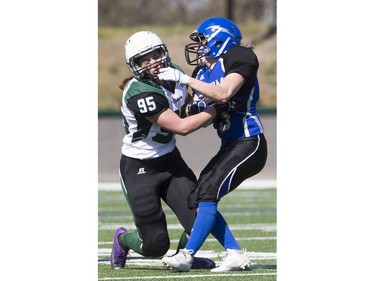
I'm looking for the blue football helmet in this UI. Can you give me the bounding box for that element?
[185,17,242,65]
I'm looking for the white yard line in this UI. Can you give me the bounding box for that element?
[98,249,277,259]
[98,223,276,231]
[98,272,276,280]
[98,211,275,224]
[98,249,277,266]
[98,236,276,246]
[98,179,276,191]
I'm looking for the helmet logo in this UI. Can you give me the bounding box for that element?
[138,44,153,53]
[205,25,232,42]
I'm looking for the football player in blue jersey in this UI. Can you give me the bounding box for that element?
[110,31,237,270]
[158,17,268,272]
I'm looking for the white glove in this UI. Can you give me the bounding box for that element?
[157,67,190,85]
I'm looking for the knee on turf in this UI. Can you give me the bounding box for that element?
[142,231,170,257]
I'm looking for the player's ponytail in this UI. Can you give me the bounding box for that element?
[119,76,134,91]
[247,43,255,50]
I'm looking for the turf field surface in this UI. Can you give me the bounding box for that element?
[98,180,276,280]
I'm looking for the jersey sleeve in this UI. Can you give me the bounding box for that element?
[224,46,259,80]
[191,65,204,78]
[127,92,169,117]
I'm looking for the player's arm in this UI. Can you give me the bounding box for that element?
[158,47,258,103]
[128,91,216,135]
[148,100,240,135]
[157,67,243,103]
[147,107,215,136]
[187,73,244,103]
[188,48,257,103]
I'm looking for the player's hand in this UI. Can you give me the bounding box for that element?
[214,100,240,119]
[187,98,216,115]
[187,100,208,115]
[157,67,190,85]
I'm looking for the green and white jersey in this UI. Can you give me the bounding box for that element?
[121,73,188,159]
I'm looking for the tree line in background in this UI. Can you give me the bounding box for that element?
[98,0,276,27]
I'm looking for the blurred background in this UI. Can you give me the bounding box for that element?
[98,0,277,182]
[99,0,276,27]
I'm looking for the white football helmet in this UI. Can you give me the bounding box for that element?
[125,31,170,80]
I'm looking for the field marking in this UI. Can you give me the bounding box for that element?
[98,179,276,191]
[98,249,277,259]
[98,236,276,246]
[99,180,276,277]
[98,272,276,280]
[98,223,276,231]
[98,210,275,224]
[98,249,277,267]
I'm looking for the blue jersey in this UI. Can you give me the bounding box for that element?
[195,46,264,146]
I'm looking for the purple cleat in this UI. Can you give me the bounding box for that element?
[110,227,129,269]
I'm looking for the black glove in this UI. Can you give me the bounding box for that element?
[187,99,215,115]
[214,100,240,120]
[187,100,208,115]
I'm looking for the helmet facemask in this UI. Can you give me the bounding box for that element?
[184,32,209,66]
[128,45,170,81]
